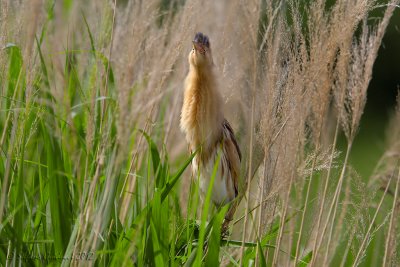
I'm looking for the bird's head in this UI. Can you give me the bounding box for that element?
[189,32,213,68]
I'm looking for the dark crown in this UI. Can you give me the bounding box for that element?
[193,32,210,48]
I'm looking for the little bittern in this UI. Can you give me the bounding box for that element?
[180,32,241,232]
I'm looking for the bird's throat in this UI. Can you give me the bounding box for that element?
[181,67,223,158]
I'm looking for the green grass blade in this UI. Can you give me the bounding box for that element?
[141,131,165,187]
[82,12,96,53]
[183,247,198,267]
[195,152,221,265]
[13,129,25,256]
[205,205,228,266]
[161,150,196,201]
[0,223,35,265]
[5,44,23,109]
[257,240,267,267]
[150,217,165,267]
[35,36,50,88]
[298,250,313,266]
[41,122,72,256]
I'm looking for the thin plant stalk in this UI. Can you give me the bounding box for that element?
[240,91,256,264]
[100,0,117,132]
[265,197,279,262]
[0,69,24,224]
[255,153,267,264]
[339,221,357,267]
[310,118,340,266]
[353,174,393,266]
[316,141,352,263]
[323,141,353,266]
[294,142,320,265]
[272,170,295,267]
[382,165,400,266]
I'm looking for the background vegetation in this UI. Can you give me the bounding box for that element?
[0,0,399,266]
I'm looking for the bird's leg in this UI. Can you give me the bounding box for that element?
[221,199,239,237]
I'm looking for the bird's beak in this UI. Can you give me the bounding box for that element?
[192,41,205,53]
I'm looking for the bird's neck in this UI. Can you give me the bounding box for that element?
[181,65,223,154]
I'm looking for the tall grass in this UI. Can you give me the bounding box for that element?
[0,0,399,266]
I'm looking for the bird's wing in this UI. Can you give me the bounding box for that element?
[222,119,241,196]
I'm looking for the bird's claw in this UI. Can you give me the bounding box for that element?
[220,219,231,238]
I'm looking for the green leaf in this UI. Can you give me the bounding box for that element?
[41,122,72,256]
[184,247,197,267]
[297,250,313,267]
[242,202,311,264]
[195,151,221,265]
[96,51,115,89]
[0,223,35,266]
[82,12,96,53]
[35,36,50,89]
[141,131,165,188]
[258,240,267,267]
[161,150,196,201]
[150,219,165,267]
[205,205,228,266]
[5,43,23,110]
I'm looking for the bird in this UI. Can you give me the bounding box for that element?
[180,32,242,232]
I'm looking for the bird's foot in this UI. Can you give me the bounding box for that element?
[220,219,231,238]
